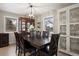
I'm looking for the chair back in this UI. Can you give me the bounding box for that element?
[19,33,34,49]
[14,32,25,50]
[42,31,49,38]
[30,31,36,39]
[14,32,21,48]
[21,31,27,37]
[36,31,41,39]
[49,34,60,56]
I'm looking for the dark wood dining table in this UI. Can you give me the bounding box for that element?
[23,35,51,49]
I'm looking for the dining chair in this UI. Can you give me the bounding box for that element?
[42,31,49,38]
[38,34,60,56]
[14,32,21,55]
[36,31,41,39]
[18,33,36,56]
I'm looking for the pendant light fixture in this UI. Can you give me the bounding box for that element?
[29,4,34,19]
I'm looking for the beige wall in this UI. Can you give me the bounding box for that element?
[0,10,21,44]
[35,10,59,34]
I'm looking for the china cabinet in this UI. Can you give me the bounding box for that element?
[58,4,79,55]
[18,17,35,32]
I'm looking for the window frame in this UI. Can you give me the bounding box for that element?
[43,16,54,32]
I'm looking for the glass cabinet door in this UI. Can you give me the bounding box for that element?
[22,22,25,31]
[70,7,79,36]
[59,11,67,50]
[70,38,79,54]
[60,37,66,50]
[59,11,66,25]
[70,24,79,36]
[59,11,67,35]
[70,6,79,54]
[70,7,79,23]
[27,22,31,32]
[60,25,66,35]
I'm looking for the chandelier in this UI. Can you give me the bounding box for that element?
[29,4,34,19]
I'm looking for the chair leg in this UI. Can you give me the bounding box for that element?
[24,50,26,56]
[18,49,20,56]
[18,48,22,56]
[24,53,25,56]
[20,49,23,56]
[16,46,17,53]
[56,53,57,56]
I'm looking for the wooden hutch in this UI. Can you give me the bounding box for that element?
[18,16,35,32]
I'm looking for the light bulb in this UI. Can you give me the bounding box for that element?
[29,14,34,18]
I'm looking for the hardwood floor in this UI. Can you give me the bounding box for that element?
[0,44,69,56]
[0,44,31,56]
[0,44,16,56]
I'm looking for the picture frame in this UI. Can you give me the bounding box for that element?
[4,16,18,32]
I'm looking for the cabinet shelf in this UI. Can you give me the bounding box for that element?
[60,35,68,37]
[60,24,66,26]
[70,22,79,24]
[70,36,79,38]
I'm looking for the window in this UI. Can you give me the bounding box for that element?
[43,16,54,32]
[4,16,18,32]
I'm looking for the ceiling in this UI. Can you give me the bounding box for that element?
[0,3,75,16]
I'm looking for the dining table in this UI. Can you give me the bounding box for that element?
[23,34,51,49]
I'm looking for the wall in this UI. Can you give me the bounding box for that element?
[35,15,42,31]
[0,9,59,44]
[35,10,59,34]
[0,10,21,44]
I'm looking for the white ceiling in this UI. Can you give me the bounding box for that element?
[0,3,75,16]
